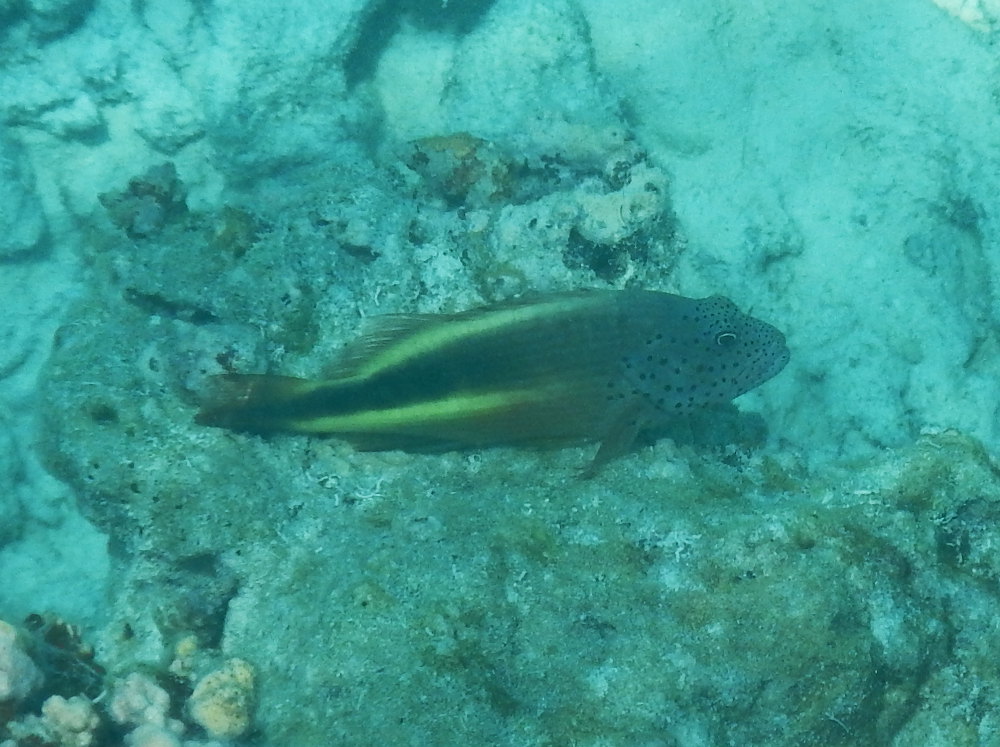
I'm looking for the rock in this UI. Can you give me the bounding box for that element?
[0,620,42,703]
[0,136,47,259]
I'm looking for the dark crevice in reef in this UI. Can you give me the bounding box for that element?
[344,0,498,88]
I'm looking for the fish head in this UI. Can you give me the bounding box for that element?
[701,294,789,392]
[622,294,789,413]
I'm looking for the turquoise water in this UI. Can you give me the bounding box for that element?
[2,1,999,744]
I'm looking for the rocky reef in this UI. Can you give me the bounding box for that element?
[20,144,1000,743]
[4,0,1000,744]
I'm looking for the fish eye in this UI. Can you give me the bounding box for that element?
[716,331,737,347]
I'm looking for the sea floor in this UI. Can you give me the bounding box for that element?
[2,1,1000,744]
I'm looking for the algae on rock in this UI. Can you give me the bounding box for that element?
[34,112,1000,747]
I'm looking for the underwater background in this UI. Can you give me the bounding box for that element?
[2,0,1000,744]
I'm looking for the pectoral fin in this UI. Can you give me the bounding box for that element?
[580,403,645,479]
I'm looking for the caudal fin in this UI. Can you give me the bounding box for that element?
[195,374,314,433]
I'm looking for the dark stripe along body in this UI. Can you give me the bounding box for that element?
[196,290,789,469]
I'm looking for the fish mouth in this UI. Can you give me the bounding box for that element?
[773,349,791,378]
[749,323,790,383]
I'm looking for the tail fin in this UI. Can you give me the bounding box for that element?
[195,374,314,434]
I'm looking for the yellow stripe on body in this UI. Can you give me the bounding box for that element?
[288,383,563,435]
[351,294,607,380]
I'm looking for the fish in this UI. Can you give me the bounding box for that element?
[195,290,789,471]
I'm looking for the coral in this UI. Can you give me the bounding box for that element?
[108,673,173,731]
[40,695,100,747]
[97,163,188,239]
[3,617,250,746]
[167,634,199,680]
[403,133,513,208]
[4,695,101,747]
[2,617,110,746]
[187,658,255,741]
[123,723,183,747]
[22,614,104,700]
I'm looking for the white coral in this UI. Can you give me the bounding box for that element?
[123,723,183,747]
[41,695,100,747]
[108,672,172,728]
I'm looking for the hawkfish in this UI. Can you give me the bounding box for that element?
[195,290,789,471]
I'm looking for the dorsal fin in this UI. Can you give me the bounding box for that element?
[327,313,454,378]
